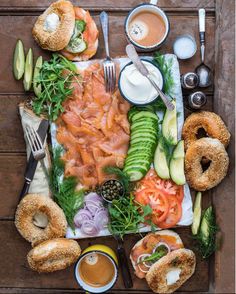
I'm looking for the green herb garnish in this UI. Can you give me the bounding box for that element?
[152,52,174,111]
[50,146,84,228]
[138,245,168,264]
[108,194,154,238]
[33,54,81,121]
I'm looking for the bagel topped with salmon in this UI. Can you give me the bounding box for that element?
[130,230,196,293]
[32,0,98,60]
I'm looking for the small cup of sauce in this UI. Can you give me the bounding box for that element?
[118,59,164,105]
[75,245,118,293]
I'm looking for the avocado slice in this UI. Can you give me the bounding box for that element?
[191,192,202,235]
[162,99,178,145]
[13,39,25,80]
[169,140,186,185]
[33,56,43,97]
[23,48,33,91]
[154,138,170,180]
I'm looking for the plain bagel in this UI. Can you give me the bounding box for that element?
[182,111,230,150]
[15,194,67,246]
[146,248,196,294]
[185,138,229,191]
[27,238,81,272]
[32,0,75,51]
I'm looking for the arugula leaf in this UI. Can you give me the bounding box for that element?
[32,54,81,121]
[108,194,153,238]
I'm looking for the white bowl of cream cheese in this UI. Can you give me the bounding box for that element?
[118,60,164,105]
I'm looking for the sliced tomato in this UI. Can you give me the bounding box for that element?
[137,168,184,203]
[135,188,169,223]
[157,196,182,229]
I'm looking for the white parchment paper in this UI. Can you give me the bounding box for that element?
[51,55,193,239]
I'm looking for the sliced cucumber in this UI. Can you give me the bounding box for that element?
[131,137,157,146]
[128,107,139,121]
[65,38,87,54]
[131,132,157,141]
[154,138,170,180]
[131,119,158,131]
[199,206,213,246]
[123,166,147,181]
[135,105,155,112]
[162,99,178,145]
[131,111,158,122]
[191,192,202,235]
[33,56,43,97]
[131,127,158,138]
[23,48,33,91]
[169,140,186,185]
[124,160,151,171]
[13,39,25,80]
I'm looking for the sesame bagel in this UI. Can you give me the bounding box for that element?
[182,111,230,150]
[146,248,196,294]
[185,138,229,191]
[27,238,81,272]
[32,0,75,51]
[15,194,67,246]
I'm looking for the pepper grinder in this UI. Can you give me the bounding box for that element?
[188,91,207,109]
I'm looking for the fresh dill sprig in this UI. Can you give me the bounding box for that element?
[50,146,84,228]
[194,206,219,259]
[152,52,175,111]
[32,54,81,121]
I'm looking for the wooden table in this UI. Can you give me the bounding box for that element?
[0,0,234,293]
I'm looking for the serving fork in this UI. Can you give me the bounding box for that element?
[25,125,49,179]
[100,11,116,93]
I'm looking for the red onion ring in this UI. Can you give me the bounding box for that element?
[94,208,109,230]
[74,209,93,228]
[137,254,152,273]
[81,220,99,235]
[152,242,171,254]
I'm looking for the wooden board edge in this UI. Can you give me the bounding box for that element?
[212,0,235,293]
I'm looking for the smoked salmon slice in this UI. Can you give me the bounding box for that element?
[56,62,130,189]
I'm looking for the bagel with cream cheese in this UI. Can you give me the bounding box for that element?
[27,238,81,272]
[130,231,196,293]
[130,230,184,279]
[32,0,98,60]
[15,194,67,246]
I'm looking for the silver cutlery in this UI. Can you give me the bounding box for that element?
[19,120,49,200]
[126,44,175,111]
[195,8,212,87]
[25,124,49,180]
[100,11,116,93]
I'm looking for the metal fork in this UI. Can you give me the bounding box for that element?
[100,11,116,93]
[25,125,49,179]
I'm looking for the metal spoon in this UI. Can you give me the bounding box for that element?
[195,8,212,87]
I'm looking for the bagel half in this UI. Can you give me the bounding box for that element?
[185,137,229,191]
[146,248,196,294]
[32,0,75,51]
[130,230,184,279]
[27,238,81,272]
[15,194,67,246]
[182,111,230,150]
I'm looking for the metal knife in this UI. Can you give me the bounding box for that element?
[19,119,49,200]
[125,44,174,111]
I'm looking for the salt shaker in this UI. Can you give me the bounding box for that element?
[188,91,207,109]
[181,72,199,89]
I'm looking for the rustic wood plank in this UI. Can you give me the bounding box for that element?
[0,14,215,94]
[0,0,215,11]
[0,95,26,153]
[212,1,235,293]
[0,221,209,292]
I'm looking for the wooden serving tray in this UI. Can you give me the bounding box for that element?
[0,1,234,293]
